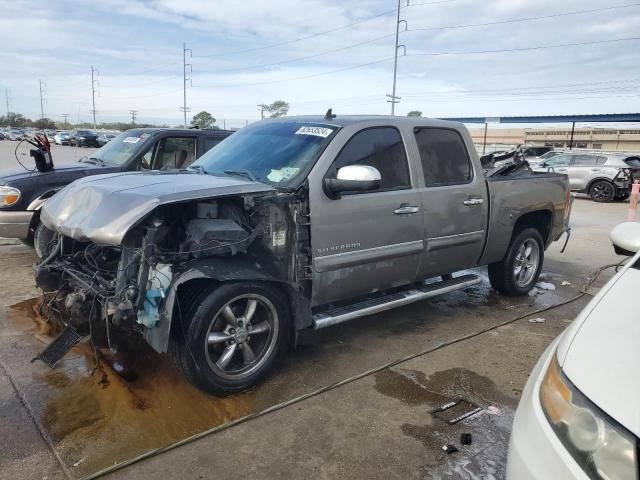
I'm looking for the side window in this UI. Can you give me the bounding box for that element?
[153,137,197,170]
[414,128,472,187]
[333,127,410,191]
[571,155,598,166]
[203,137,224,154]
[545,154,571,166]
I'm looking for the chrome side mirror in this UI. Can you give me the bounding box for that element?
[610,222,640,256]
[324,165,382,198]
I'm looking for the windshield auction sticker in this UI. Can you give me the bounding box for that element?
[295,126,334,138]
[123,136,141,143]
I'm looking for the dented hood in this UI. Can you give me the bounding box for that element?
[40,171,274,245]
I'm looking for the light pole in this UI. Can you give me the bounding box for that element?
[387,0,407,115]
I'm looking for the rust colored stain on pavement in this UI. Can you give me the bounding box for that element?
[5,298,258,478]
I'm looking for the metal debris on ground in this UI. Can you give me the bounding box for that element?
[442,444,459,454]
[431,399,483,425]
[31,325,83,368]
[460,433,473,445]
[528,317,546,323]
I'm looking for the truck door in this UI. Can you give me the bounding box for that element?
[411,127,489,278]
[309,126,423,306]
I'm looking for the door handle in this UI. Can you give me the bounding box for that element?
[394,205,420,215]
[463,198,484,206]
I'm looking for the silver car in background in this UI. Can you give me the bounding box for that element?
[533,151,640,202]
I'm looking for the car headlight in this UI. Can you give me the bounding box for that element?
[0,186,21,206]
[540,353,638,480]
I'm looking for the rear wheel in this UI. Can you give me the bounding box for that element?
[33,221,56,259]
[488,228,544,296]
[170,282,290,395]
[589,180,615,202]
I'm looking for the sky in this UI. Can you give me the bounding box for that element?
[1,0,640,128]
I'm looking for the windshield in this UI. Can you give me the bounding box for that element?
[540,151,560,159]
[192,122,338,185]
[88,130,153,165]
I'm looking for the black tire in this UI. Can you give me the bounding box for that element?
[615,192,631,201]
[589,180,615,202]
[488,227,544,296]
[170,282,290,395]
[33,222,56,259]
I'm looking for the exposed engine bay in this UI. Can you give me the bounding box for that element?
[34,189,312,355]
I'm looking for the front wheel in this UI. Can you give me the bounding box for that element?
[589,180,615,202]
[488,228,544,296]
[170,282,290,395]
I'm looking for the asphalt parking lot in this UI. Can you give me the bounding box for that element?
[0,193,629,480]
[0,140,98,171]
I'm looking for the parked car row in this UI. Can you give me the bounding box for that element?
[0,127,119,147]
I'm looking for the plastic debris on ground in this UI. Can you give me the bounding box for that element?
[535,281,556,291]
[486,406,502,416]
[528,317,546,323]
[442,444,459,454]
[561,280,572,286]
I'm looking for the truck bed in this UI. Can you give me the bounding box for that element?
[480,172,570,265]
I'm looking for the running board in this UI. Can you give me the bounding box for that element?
[312,274,482,330]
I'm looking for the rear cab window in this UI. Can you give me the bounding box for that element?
[332,126,411,192]
[413,127,472,187]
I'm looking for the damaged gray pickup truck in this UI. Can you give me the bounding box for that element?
[34,115,571,394]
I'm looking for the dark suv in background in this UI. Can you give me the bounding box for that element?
[69,129,99,147]
[0,127,233,256]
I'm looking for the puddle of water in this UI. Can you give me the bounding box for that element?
[374,367,515,480]
[5,298,262,477]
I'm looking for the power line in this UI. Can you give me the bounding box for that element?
[408,3,640,32]
[193,10,397,59]
[209,33,394,75]
[407,36,640,57]
[192,56,394,89]
[129,110,138,124]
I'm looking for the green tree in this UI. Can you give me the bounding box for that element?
[34,118,56,129]
[0,112,28,127]
[407,110,422,117]
[261,100,290,118]
[190,111,216,129]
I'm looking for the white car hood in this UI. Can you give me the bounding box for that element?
[558,264,640,437]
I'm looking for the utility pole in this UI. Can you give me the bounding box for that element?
[61,113,69,129]
[258,104,265,120]
[90,65,99,128]
[387,0,407,115]
[181,42,192,127]
[39,80,45,119]
[130,110,138,125]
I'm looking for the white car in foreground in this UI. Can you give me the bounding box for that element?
[507,222,639,480]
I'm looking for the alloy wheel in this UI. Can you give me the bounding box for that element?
[204,294,278,380]
[513,239,540,288]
